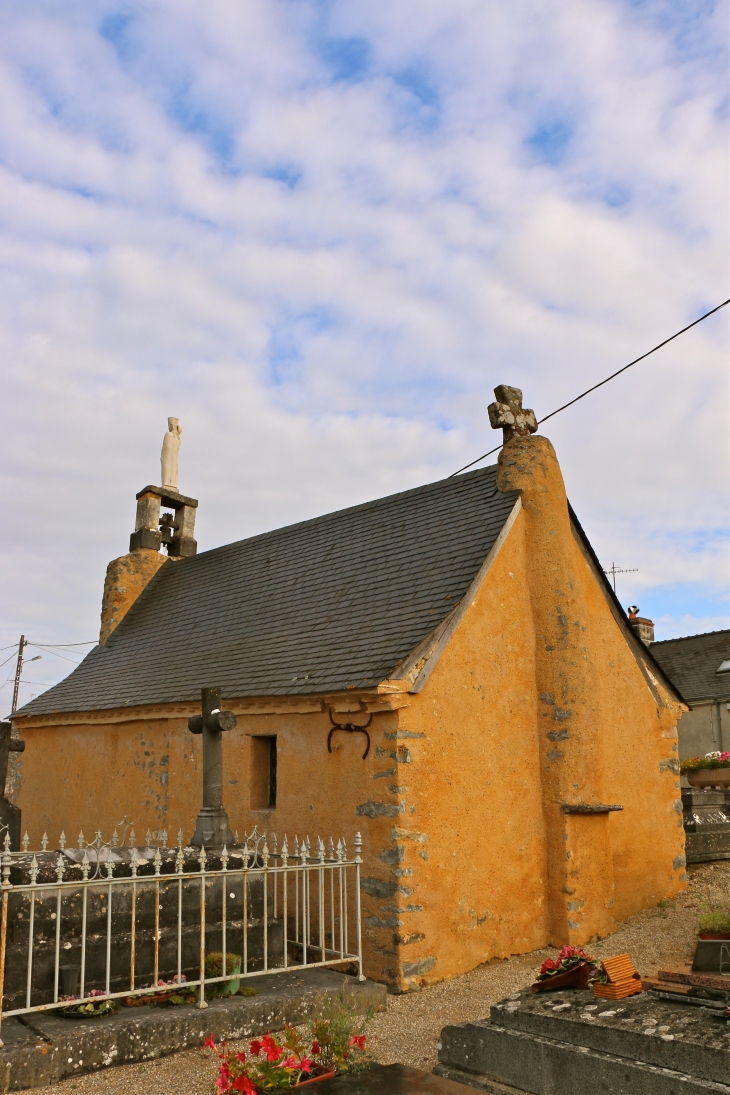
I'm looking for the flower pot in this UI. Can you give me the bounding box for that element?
[686,769,730,789]
[532,960,595,992]
[220,960,242,996]
[698,932,730,940]
[293,1070,336,1088]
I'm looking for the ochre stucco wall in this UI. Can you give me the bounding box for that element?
[13,439,686,991]
[573,538,686,923]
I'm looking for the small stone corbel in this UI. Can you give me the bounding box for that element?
[327,708,372,759]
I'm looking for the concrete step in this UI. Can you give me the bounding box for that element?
[0,969,385,1091]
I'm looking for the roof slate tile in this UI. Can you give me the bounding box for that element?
[19,466,518,716]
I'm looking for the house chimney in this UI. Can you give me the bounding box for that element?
[99,420,198,646]
[628,607,654,645]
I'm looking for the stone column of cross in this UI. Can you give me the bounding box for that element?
[188,688,236,847]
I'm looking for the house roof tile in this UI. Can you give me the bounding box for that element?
[650,629,730,704]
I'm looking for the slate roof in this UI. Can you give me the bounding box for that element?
[651,629,730,704]
[18,466,519,716]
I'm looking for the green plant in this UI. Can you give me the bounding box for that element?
[305,991,372,1074]
[237,986,258,997]
[698,905,730,934]
[205,952,242,978]
[657,898,671,909]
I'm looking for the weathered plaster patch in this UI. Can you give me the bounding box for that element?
[401,955,436,978]
[391,826,427,843]
[383,731,425,741]
[360,877,412,899]
[356,802,404,818]
[374,846,405,865]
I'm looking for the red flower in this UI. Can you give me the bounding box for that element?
[262,1033,282,1062]
[282,1056,298,1069]
[311,1040,320,1054]
[234,1051,246,1064]
[300,1058,312,1073]
[249,1039,262,1057]
[215,1065,232,1093]
[349,1035,366,1050]
[204,1034,217,1051]
[231,1077,257,1094]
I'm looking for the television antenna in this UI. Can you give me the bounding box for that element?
[603,563,638,595]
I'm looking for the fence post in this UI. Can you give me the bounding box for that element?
[0,835,13,1045]
[354,831,364,982]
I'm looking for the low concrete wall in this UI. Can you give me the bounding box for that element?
[0,970,385,1091]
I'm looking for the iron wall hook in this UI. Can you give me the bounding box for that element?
[327,707,372,759]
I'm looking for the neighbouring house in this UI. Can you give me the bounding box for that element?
[12,387,688,991]
[651,630,730,770]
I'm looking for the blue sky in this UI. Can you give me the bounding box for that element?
[0,0,728,710]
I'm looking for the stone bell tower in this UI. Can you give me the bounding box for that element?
[99,419,198,646]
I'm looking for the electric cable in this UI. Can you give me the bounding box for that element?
[449,298,730,477]
[26,644,83,665]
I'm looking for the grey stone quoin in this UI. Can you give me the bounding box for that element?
[189,687,236,847]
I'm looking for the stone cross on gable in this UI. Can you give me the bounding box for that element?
[488,385,538,443]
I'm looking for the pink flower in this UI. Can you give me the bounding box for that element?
[300,1058,312,1073]
[282,1056,298,1069]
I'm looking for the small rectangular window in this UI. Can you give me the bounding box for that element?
[250,736,277,810]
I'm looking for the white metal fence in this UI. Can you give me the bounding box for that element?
[0,826,363,1044]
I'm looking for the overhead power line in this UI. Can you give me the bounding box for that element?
[27,643,83,665]
[449,298,730,478]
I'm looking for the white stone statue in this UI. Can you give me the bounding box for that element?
[160,417,182,491]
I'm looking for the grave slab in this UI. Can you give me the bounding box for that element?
[0,969,385,1092]
[436,987,730,1094]
[304,1063,480,1093]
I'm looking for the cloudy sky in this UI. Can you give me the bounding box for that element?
[1,0,728,712]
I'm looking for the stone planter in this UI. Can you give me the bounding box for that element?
[686,768,730,789]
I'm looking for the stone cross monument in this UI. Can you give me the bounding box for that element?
[188,688,236,847]
[487,385,538,442]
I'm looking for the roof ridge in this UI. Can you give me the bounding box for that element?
[184,464,500,564]
[652,628,730,645]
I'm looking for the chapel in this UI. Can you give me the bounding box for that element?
[12,388,688,991]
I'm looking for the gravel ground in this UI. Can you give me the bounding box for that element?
[27,861,730,1094]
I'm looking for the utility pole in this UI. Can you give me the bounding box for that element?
[11,636,25,715]
[603,562,638,595]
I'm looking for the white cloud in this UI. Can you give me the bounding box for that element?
[0,0,727,710]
